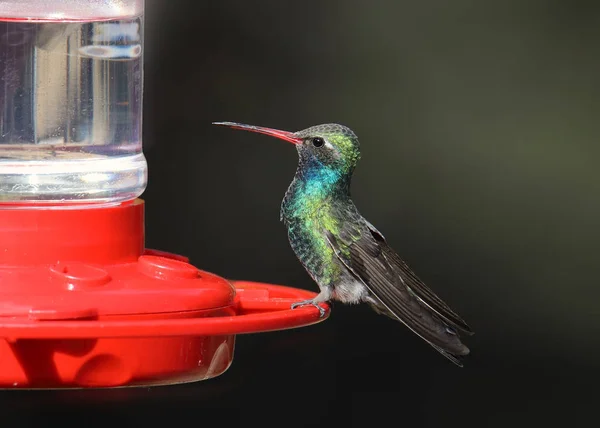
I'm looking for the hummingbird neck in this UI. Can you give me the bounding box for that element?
[282,161,351,221]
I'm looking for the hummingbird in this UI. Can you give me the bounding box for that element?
[213,121,473,366]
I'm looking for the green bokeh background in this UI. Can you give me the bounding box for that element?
[145,0,600,364]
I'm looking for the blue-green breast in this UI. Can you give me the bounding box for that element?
[281,168,346,286]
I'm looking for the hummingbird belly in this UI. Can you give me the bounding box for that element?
[286,220,341,287]
[285,219,369,304]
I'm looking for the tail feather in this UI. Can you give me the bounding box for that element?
[368,300,470,367]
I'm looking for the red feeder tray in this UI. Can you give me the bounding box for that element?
[0,199,329,388]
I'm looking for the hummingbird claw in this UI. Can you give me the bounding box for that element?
[291,299,326,318]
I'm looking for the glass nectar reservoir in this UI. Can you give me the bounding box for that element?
[0,0,146,204]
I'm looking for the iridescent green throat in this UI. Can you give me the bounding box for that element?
[283,158,350,220]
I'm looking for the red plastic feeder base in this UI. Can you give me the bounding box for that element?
[0,200,329,389]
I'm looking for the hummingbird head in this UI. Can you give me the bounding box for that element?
[213,122,361,177]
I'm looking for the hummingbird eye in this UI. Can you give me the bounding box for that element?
[311,137,325,148]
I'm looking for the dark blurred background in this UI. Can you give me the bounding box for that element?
[4,0,599,426]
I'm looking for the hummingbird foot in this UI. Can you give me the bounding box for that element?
[291,299,326,318]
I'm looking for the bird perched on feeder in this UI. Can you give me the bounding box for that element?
[213,122,474,366]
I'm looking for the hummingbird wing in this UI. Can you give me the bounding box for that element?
[322,208,472,365]
[362,219,473,335]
